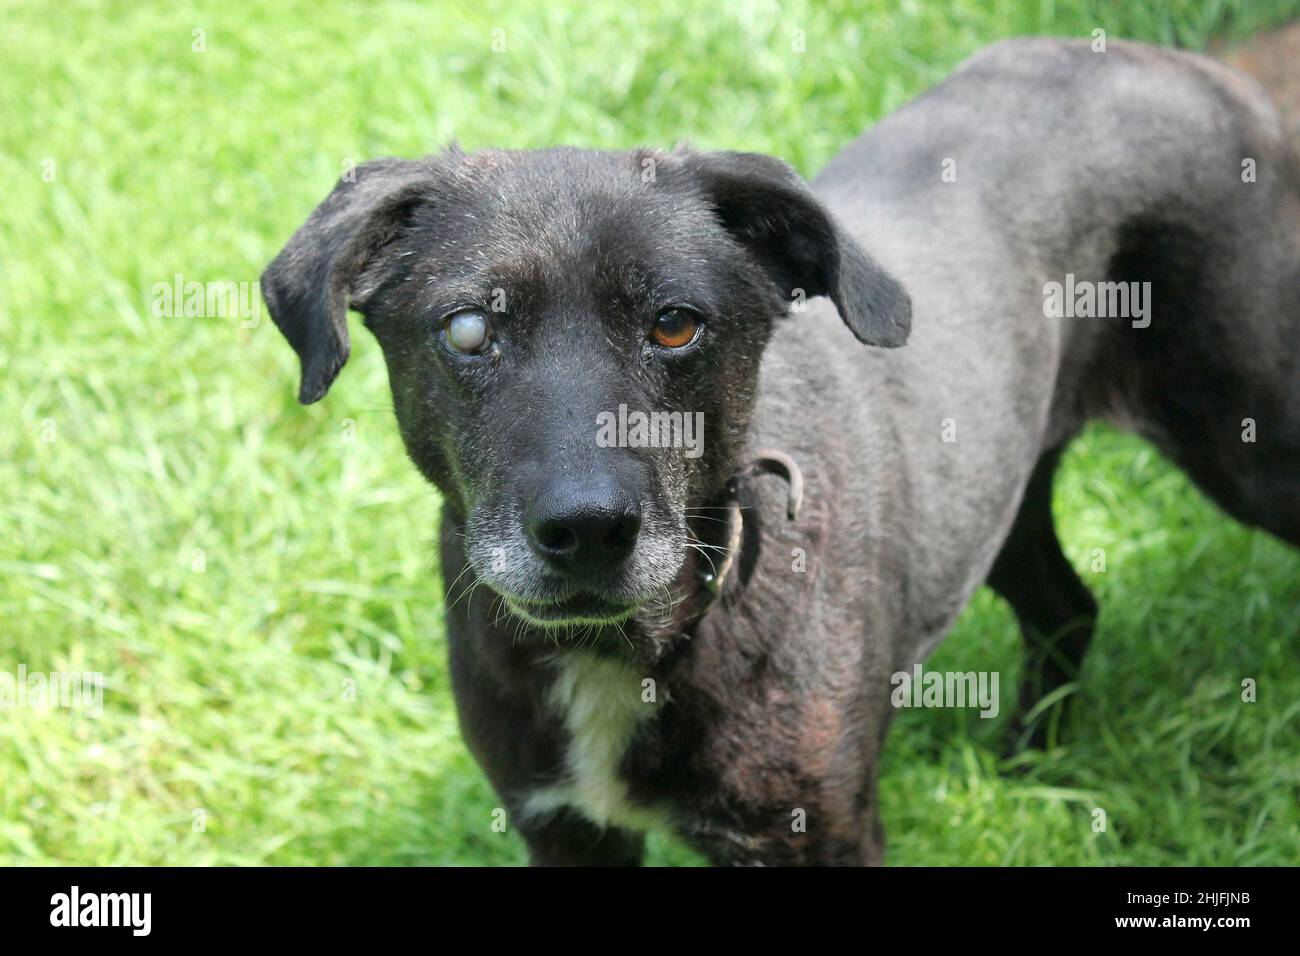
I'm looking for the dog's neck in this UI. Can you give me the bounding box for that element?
[627,449,804,663]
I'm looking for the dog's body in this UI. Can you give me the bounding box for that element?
[264,39,1299,865]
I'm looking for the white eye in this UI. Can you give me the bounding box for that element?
[445,309,492,354]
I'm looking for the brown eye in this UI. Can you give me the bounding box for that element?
[650,308,700,349]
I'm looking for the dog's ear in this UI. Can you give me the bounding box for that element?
[261,158,439,403]
[680,150,910,348]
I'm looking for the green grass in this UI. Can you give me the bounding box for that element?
[2,0,1297,866]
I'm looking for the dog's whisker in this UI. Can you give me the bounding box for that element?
[685,537,730,553]
[686,542,720,579]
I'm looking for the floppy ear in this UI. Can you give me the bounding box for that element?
[261,158,439,403]
[680,150,910,348]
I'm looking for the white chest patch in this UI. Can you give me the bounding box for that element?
[520,653,670,833]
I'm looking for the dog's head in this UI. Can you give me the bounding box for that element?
[262,146,908,629]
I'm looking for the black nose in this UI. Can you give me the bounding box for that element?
[526,479,642,574]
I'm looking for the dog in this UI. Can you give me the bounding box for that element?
[261,38,1299,865]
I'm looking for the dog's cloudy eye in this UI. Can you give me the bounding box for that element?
[650,308,700,349]
[445,309,492,354]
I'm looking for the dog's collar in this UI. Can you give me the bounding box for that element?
[696,449,804,598]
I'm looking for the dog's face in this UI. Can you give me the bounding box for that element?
[262,147,908,629]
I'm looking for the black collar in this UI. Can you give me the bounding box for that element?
[696,449,804,599]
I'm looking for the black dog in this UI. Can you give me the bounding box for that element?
[263,39,1299,865]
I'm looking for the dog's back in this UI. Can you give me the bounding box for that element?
[754,39,1300,663]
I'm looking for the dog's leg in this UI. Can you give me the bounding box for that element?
[516,809,645,867]
[1098,210,1300,553]
[689,813,883,866]
[679,729,890,866]
[986,447,1097,749]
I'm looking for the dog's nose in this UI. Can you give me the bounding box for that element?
[527,480,642,573]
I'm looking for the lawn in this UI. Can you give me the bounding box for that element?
[2,0,1297,866]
